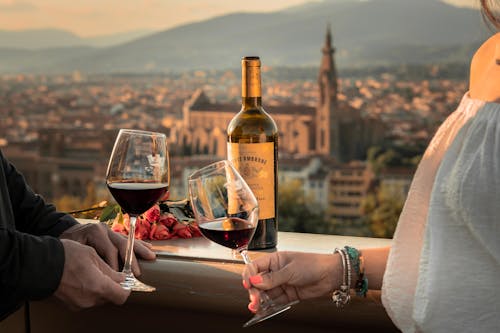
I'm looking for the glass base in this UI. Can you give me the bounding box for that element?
[121,274,156,292]
[243,300,299,328]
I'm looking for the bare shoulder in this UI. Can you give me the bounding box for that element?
[469,33,500,102]
[470,33,499,70]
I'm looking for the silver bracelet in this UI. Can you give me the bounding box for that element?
[332,247,351,307]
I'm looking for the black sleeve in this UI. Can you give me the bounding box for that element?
[0,151,75,318]
[2,152,77,236]
[0,229,65,304]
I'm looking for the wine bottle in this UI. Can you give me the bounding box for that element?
[227,56,278,250]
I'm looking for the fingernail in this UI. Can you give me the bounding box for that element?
[249,275,263,285]
[242,280,250,289]
[248,302,257,313]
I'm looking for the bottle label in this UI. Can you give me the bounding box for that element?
[227,142,275,220]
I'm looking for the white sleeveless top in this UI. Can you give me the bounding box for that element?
[381,93,500,332]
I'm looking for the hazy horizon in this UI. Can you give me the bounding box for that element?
[0,0,477,37]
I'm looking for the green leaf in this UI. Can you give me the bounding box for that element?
[99,204,121,222]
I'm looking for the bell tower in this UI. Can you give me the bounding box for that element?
[316,24,339,158]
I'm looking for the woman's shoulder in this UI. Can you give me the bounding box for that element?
[469,32,500,103]
[472,32,499,58]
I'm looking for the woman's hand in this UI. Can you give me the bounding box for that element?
[60,222,156,275]
[242,251,341,313]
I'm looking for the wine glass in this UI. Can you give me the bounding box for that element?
[106,129,170,292]
[188,160,297,327]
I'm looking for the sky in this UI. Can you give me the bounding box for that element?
[0,0,477,37]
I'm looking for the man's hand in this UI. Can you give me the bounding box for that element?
[60,222,156,275]
[55,239,130,310]
[242,251,340,313]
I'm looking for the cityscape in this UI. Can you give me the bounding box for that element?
[1,1,498,332]
[0,0,486,238]
[0,24,471,238]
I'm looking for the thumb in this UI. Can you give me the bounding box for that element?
[250,265,292,291]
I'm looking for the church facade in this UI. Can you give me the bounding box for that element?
[179,26,385,163]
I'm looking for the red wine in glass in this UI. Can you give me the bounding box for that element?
[107,182,169,216]
[188,160,297,327]
[198,217,256,250]
[106,129,170,292]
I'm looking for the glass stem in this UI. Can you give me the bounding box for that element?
[240,249,274,307]
[240,249,252,265]
[123,215,137,277]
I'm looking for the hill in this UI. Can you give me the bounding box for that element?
[0,0,490,74]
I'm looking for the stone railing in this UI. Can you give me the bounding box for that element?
[1,221,400,333]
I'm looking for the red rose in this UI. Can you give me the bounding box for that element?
[150,222,171,240]
[173,223,192,238]
[111,219,128,236]
[158,213,177,228]
[122,214,131,233]
[111,204,201,241]
[134,216,151,240]
[149,222,157,239]
[188,222,202,237]
[143,204,160,223]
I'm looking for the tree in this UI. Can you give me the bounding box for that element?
[361,183,405,238]
[367,145,422,176]
[278,179,329,234]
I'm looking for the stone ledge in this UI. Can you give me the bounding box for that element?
[0,221,399,332]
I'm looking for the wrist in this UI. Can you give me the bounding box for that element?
[344,246,368,297]
[325,252,343,294]
[331,248,351,307]
[335,252,344,290]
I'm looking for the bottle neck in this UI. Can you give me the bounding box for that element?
[242,96,262,109]
[241,59,262,110]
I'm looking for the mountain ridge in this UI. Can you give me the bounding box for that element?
[0,0,491,74]
[0,28,153,49]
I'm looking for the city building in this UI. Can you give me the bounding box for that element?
[2,129,108,208]
[173,26,385,225]
[1,26,410,232]
[328,161,374,222]
[279,155,332,210]
[179,26,385,162]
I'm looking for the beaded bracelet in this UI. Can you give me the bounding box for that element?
[332,247,351,307]
[344,246,369,297]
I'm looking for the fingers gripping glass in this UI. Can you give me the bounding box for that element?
[188,160,296,327]
[106,129,170,292]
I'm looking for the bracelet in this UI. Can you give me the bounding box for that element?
[332,248,351,307]
[344,246,369,297]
